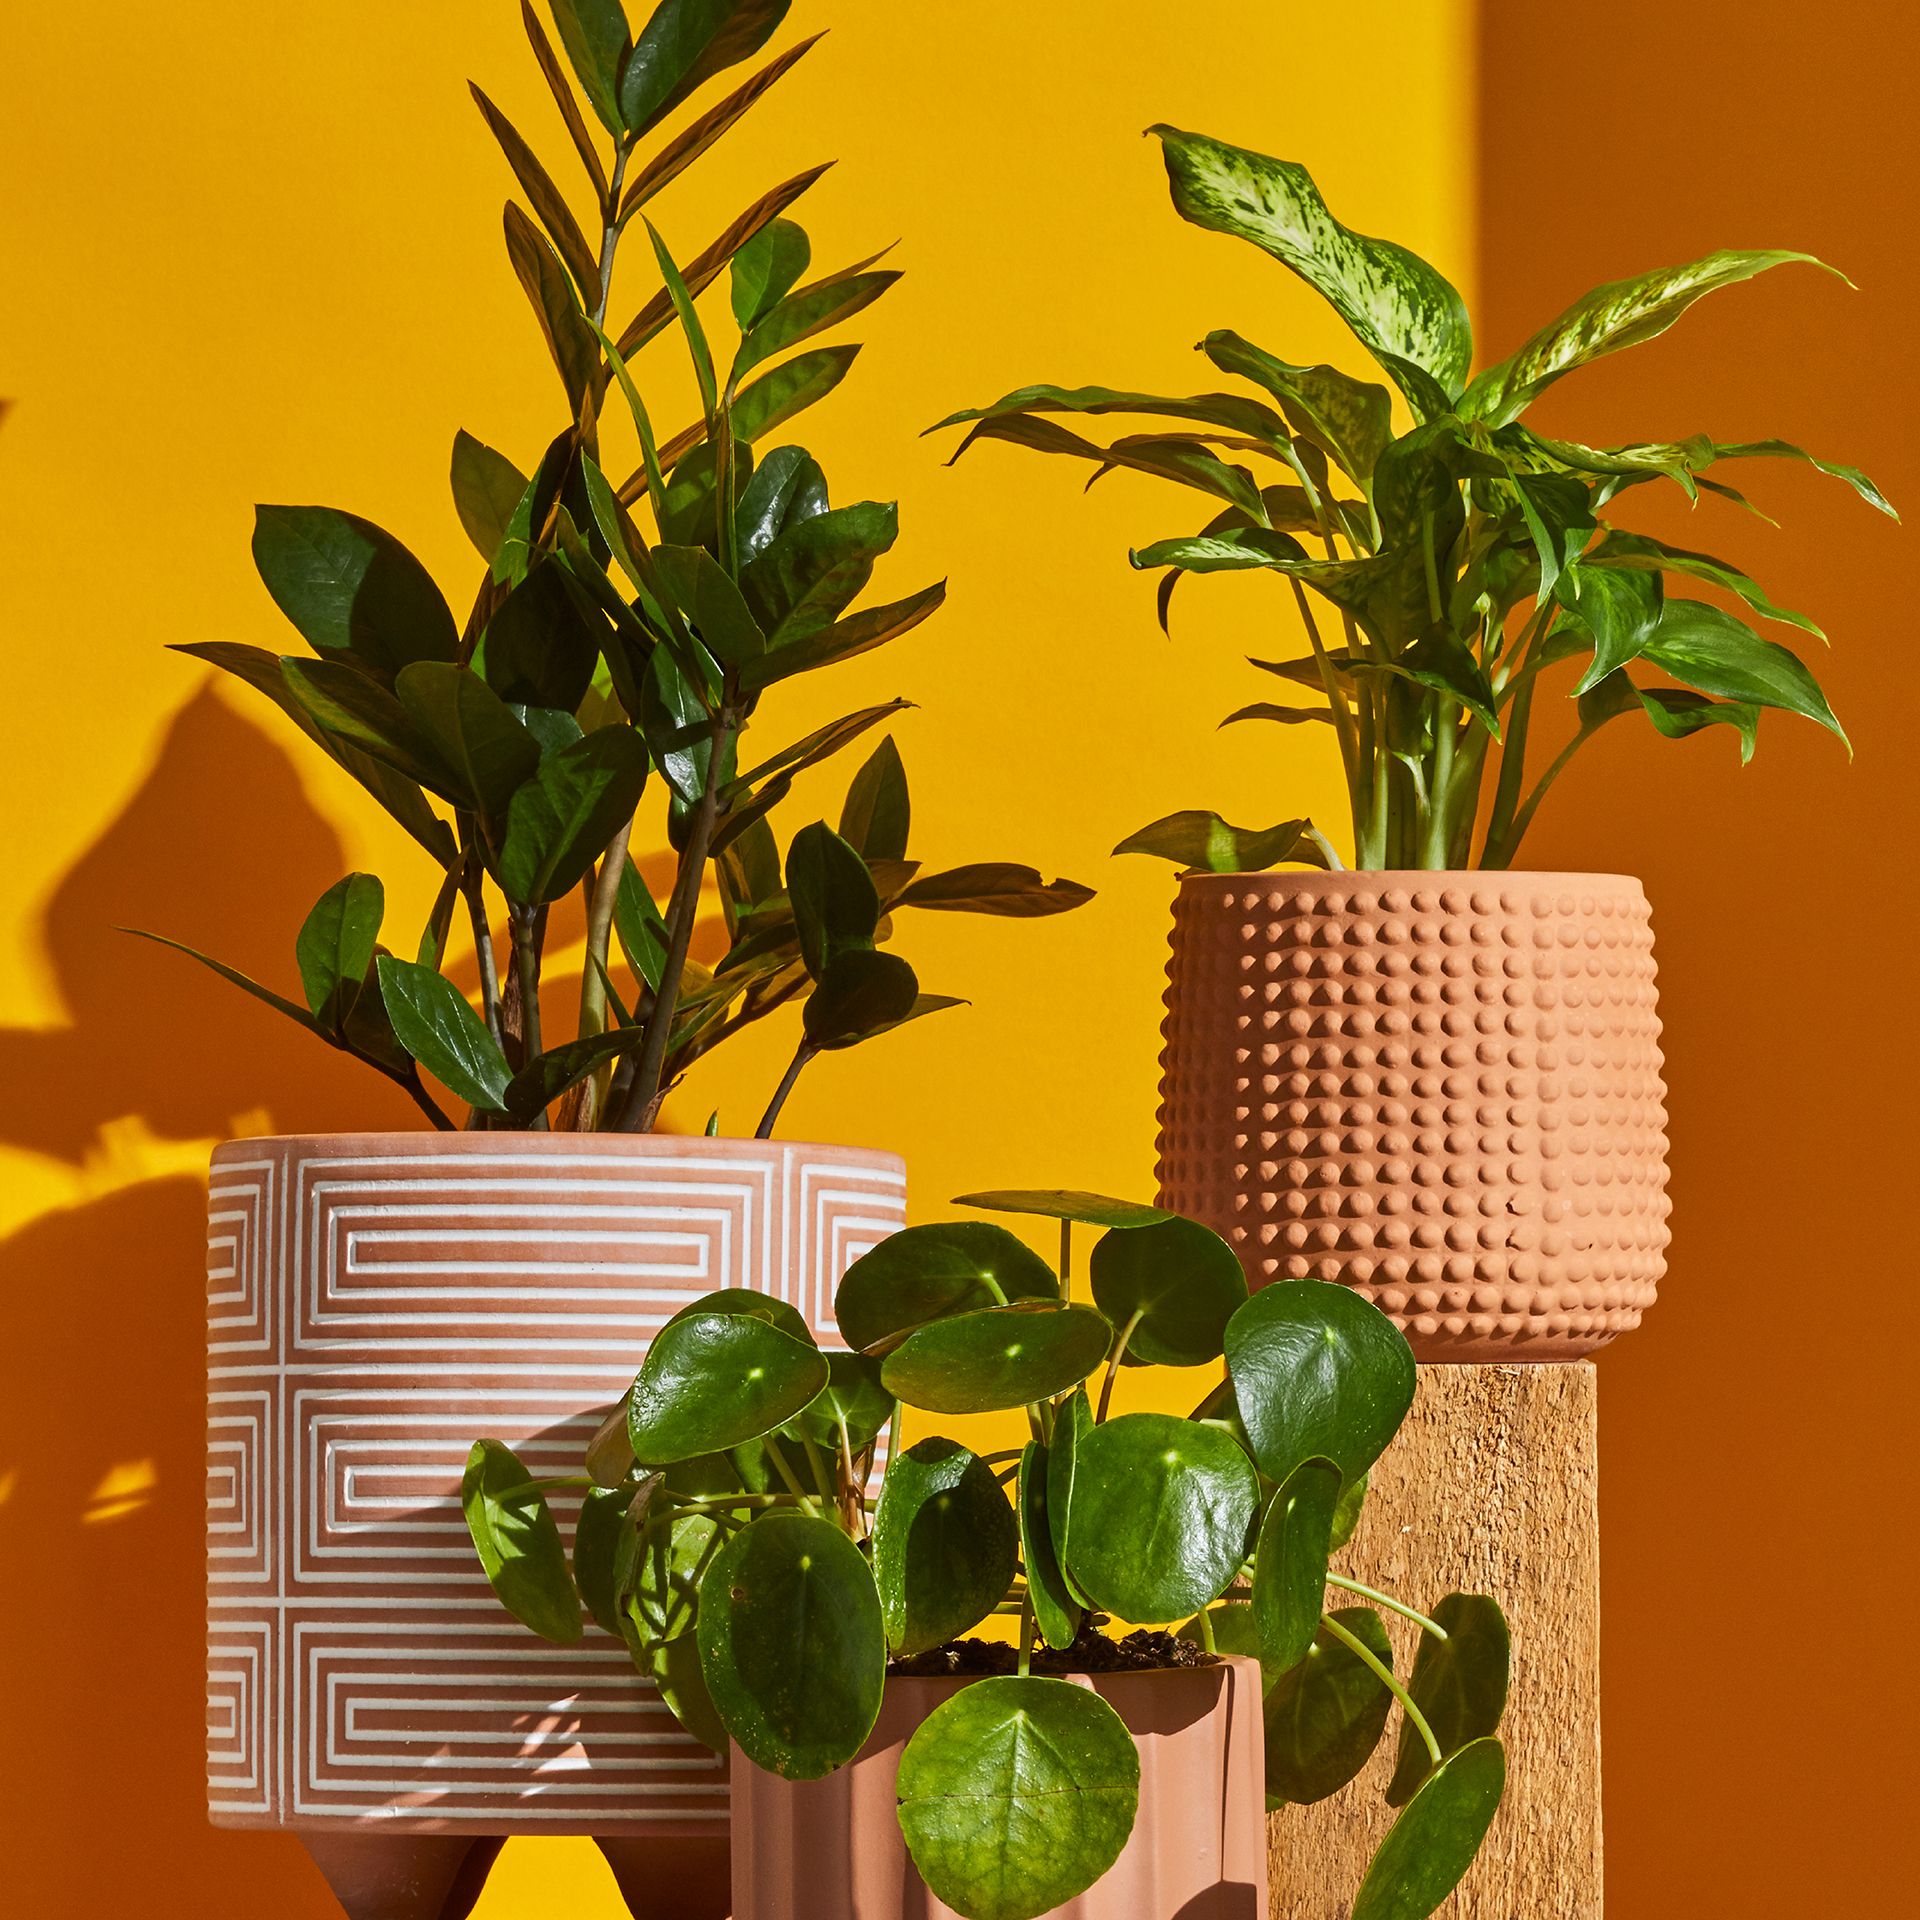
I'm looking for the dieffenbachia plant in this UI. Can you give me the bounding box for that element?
[466,1193,1511,1920]
[134,1,1088,1135]
[938,126,1895,873]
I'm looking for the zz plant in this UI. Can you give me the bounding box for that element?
[940,126,1895,873]
[466,1193,1510,1920]
[135,0,1087,1135]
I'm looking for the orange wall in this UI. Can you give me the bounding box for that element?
[1479,4,1917,1914]
[0,3,1472,1914]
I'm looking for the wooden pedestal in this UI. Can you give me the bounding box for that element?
[1269,1362,1603,1919]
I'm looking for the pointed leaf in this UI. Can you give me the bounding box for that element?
[548,0,630,137]
[730,214,811,329]
[392,661,541,813]
[1587,530,1821,636]
[1637,685,1760,762]
[838,734,910,861]
[802,947,920,1049]
[893,863,1094,918]
[1642,601,1845,744]
[121,928,324,1037]
[653,543,766,663]
[497,725,649,904]
[1114,810,1327,874]
[375,955,512,1111]
[739,578,945,689]
[619,0,794,137]
[1201,330,1394,486]
[451,431,532,567]
[735,265,899,381]
[504,202,603,415]
[470,83,599,296]
[462,1438,582,1644]
[296,873,386,1023]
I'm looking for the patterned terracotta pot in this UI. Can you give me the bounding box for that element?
[730,1659,1267,1920]
[1155,872,1670,1362]
[203,1132,903,1907]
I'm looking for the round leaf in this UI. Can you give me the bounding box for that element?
[1016,1442,1081,1651]
[1225,1279,1415,1487]
[1351,1737,1506,1920]
[1065,1412,1259,1623]
[1330,1470,1369,1551]
[803,947,918,1048]
[895,1676,1140,1920]
[1265,1607,1395,1804]
[782,1349,894,1452]
[954,1189,1172,1229]
[1252,1459,1343,1678]
[1177,1602,1264,1661]
[872,1439,1019,1655]
[627,1509,720,1649]
[644,1629,729,1756]
[627,1311,828,1465]
[461,1439,581,1645]
[835,1221,1059,1354]
[573,1474,662,1636]
[1386,1594,1512,1806]
[663,1286,811,1343]
[881,1303,1112,1416]
[696,1512,885,1779]
[1090,1215,1249,1368]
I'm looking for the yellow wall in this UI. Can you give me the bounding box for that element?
[0,4,1473,1911]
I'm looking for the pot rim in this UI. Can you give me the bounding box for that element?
[880,1653,1255,1692]
[210,1129,904,1163]
[1174,866,1643,886]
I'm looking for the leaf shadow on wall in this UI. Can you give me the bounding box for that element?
[0,688,413,1916]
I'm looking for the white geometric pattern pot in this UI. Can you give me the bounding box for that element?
[203,1132,903,1876]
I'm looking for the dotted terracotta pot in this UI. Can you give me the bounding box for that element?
[1155,872,1670,1361]
[204,1131,903,1910]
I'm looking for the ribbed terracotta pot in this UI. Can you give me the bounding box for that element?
[203,1132,903,1909]
[730,1659,1266,1920]
[1155,872,1670,1361]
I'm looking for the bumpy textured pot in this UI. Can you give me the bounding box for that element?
[1155,872,1669,1361]
[204,1133,903,1876]
[730,1660,1266,1920]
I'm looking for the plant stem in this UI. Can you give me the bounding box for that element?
[458,839,507,1055]
[1195,1604,1217,1653]
[1421,700,1457,868]
[761,1438,822,1516]
[1325,1574,1450,1639]
[1018,1593,1036,1677]
[1058,1219,1071,1299]
[1321,1612,1442,1768]
[1483,677,1534,867]
[798,1433,837,1506]
[1095,1309,1145,1423]
[509,908,548,1129]
[755,1041,814,1139]
[397,1072,456,1131]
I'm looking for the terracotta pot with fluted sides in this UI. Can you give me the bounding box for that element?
[203,1131,905,1918]
[731,1659,1266,1920]
[1155,872,1670,1362]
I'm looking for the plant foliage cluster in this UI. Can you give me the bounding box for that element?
[941,126,1895,873]
[468,1194,1510,1920]
[139,0,1088,1135]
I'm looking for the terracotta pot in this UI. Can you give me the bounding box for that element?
[730,1659,1267,1920]
[203,1131,903,1912]
[1155,872,1669,1362]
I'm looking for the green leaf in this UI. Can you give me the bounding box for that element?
[1708,437,1897,519]
[1151,126,1472,406]
[893,864,1095,918]
[1221,702,1333,729]
[500,1028,635,1124]
[252,505,458,673]
[295,873,385,1024]
[642,218,719,421]
[696,1511,884,1779]
[627,1310,829,1465]
[1330,1471,1369,1552]
[731,214,811,328]
[954,1190,1171,1229]
[872,1438,1019,1655]
[896,1677,1140,1920]
[470,83,599,296]
[780,1349,893,1452]
[615,861,671,990]
[1017,1443,1081,1650]
[483,560,605,712]
[1224,1280,1416,1487]
[278,656,446,791]
[835,1221,1058,1355]
[450,431,531,568]
[1637,685,1760,762]
[1554,562,1663,694]
[644,1628,731,1755]
[936,381,1291,447]
[1352,1738,1506,1920]
[802,948,920,1049]
[376,956,510,1108]
[504,203,603,416]
[393,661,542,814]
[1464,250,1839,426]
[1179,1601,1264,1662]
[120,927,324,1038]
[495,725,648,904]
[619,0,793,138]
[1265,1606,1395,1805]
[1642,600,1846,745]
[785,820,880,977]
[739,578,945,690]
[548,0,630,136]
[1129,526,1308,576]
[1088,1214,1248,1367]
[735,443,830,563]
[653,544,766,664]
[1386,1595,1512,1806]
[838,734,910,861]
[1046,1387,1094,1605]
[1587,529,1821,636]
[729,343,862,446]
[1114,810,1328,874]
[1064,1411,1259,1623]
[1252,1459,1342,1677]
[881,1303,1113,1415]
[736,264,899,382]
[574,1474,663,1636]
[1200,331,1394,487]
[461,1438,582,1644]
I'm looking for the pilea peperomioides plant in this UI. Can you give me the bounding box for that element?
[939,126,1895,874]
[134,0,1088,1135]
[466,1193,1511,1920]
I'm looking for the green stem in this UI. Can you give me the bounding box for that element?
[761,1438,822,1516]
[1096,1309,1145,1423]
[1018,1592,1036,1677]
[1195,1604,1218,1654]
[1421,700,1456,869]
[1058,1219,1072,1300]
[1322,1612,1442,1768]
[1483,677,1535,868]
[798,1432,838,1507]
[1325,1573,1450,1640]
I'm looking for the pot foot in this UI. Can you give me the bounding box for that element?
[595,1835,731,1919]
[300,1835,504,1920]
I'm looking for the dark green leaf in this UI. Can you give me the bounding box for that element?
[872,1438,1019,1655]
[781,1348,892,1452]
[1017,1442,1081,1650]
[1642,600,1846,744]
[734,443,830,563]
[483,559,605,711]
[295,873,385,1024]
[653,543,767,664]
[1224,1280,1416,1487]
[664,1286,812,1343]
[375,956,511,1110]
[393,661,542,813]
[1253,1459,1341,1677]
[619,0,793,138]
[462,1438,581,1644]
[548,0,630,136]
[1554,561,1663,693]
[802,947,919,1049]
[504,202,603,417]
[470,83,599,296]
[615,860,670,990]
[120,927,323,1038]
[451,430,532,568]
[1637,685,1760,762]
[729,343,861,447]
[1352,1738,1506,1920]
[1046,1387,1094,1605]
[252,505,458,673]
[574,1474,663,1636]
[501,1027,636,1124]
[496,725,648,904]
[1065,1411,1260,1622]
[1089,1214,1249,1368]
[736,265,899,382]
[896,1677,1139,1920]
[954,1191,1171,1229]
[881,1303,1113,1416]
[1113,810,1328,874]
[893,864,1094,918]
[627,1310,828,1465]
[785,820,880,977]
[838,734,910,861]
[642,217,719,420]
[730,214,811,328]
[522,0,612,203]
[1330,1471,1368,1552]
[1178,1601,1264,1661]
[644,1628,730,1754]
[1386,1594,1511,1805]
[1265,1606,1394,1804]
[836,1220,1057,1354]
[696,1511,884,1779]
[279,655,448,792]
[1200,330,1394,486]
[739,578,945,689]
